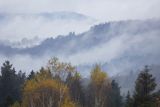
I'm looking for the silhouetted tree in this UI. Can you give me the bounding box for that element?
[109,80,122,107]
[0,61,25,107]
[125,91,133,107]
[27,70,35,80]
[66,72,85,106]
[133,66,157,107]
[17,70,26,100]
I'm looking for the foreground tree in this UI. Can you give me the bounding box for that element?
[125,91,133,107]
[0,61,25,107]
[88,65,111,107]
[66,72,85,107]
[21,68,76,107]
[109,80,122,107]
[11,101,21,107]
[153,90,160,107]
[27,70,35,80]
[133,66,157,107]
[47,57,76,82]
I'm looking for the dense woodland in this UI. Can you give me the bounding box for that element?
[0,57,159,107]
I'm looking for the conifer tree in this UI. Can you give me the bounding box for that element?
[27,70,35,80]
[133,66,157,107]
[109,80,122,107]
[125,91,133,107]
[0,61,25,107]
[66,72,85,106]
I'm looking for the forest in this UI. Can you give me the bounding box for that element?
[0,57,159,107]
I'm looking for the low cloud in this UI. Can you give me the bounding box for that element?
[62,28,160,75]
[0,0,160,40]
[0,54,50,75]
[0,0,160,21]
[0,20,159,76]
[0,13,96,41]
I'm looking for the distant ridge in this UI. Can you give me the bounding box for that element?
[0,19,160,77]
[0,11,96,21]
[1,19,160,56]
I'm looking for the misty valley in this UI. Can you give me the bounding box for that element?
[0,1,160,106]
[0,19,160,107]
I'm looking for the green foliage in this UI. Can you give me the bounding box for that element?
[5,96,14,107]
[0,61,26,107]
[27,70,35,80]
[11,101,21,107]
[133,66,157,107]
[125,91,133,107]
[66,72,85,106]
[0,59,159,107]
[109,80,122,107]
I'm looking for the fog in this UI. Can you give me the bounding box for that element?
[0,13,97,41]
[1,0,160,21]
[63,29,160,75]
[0,21,159,76]
[0,54,50,75]
[0,0,160,41]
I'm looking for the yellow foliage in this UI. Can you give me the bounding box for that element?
[72,72,81,80]
[23,68,54,93]
[89,65,111,107]
[47,57,76,81]
[61,98,77,107]
[91,64,108,86]
[35,68,52,81]
[21,68,75,107]
[24,79,68,94]
[13,59,80,107]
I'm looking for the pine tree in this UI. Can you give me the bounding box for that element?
[0,61,25,107]
[17,70,26,100]
[27,70,35,80]
[133,66,157,107]
[66,72,85,106]
[109,80,122,107]
[125,91,133,107]
[0,61,16,107]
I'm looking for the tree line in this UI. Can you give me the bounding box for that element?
[0,57,159,107]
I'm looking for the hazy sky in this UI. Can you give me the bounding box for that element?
[1,0,160,20]
[0,0,160,75]
[0,0,160,40]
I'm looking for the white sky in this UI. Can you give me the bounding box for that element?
[0,0,160,40]
[0,0,160,21]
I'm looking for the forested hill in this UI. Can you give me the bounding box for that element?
[0,19,160,56]
[0,19,160,107]
[0,19,160,77]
